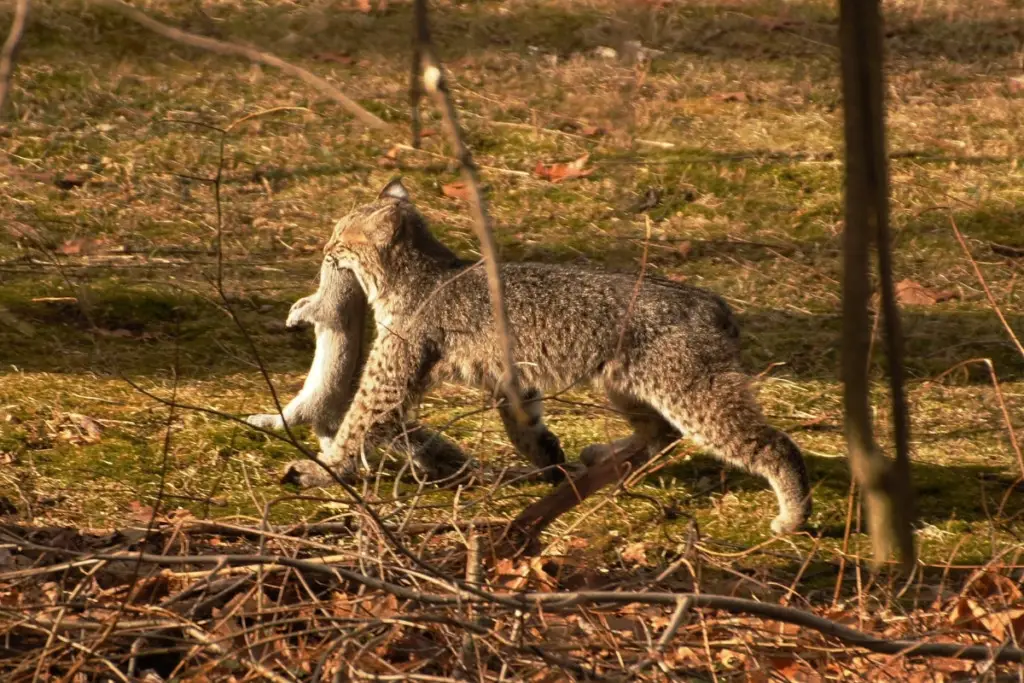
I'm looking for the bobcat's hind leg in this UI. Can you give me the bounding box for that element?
[630,371,811,534]
[495,387,566,483]
[387,422,472,484]
[579,391,679,468]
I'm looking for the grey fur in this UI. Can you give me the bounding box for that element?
[246,259,473,482]
[282,181,811,534]
[246,259,365,454]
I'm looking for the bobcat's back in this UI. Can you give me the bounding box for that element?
[399,262,742,392]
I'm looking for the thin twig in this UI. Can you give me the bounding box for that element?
[926,357,1024,517]
[7,543,1024,663]
[411,0,527,425]
[950,216,1024,361]
[614,215,652,358]
[18,544,1024,663]
[87,0,388,130]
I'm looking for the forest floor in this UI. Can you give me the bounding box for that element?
[0,0,1022,679]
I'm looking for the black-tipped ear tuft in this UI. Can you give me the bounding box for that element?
[378,178,411,202]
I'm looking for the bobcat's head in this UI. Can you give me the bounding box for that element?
[324,179,459,303]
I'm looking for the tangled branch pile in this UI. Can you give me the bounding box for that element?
[1,512,1022,681]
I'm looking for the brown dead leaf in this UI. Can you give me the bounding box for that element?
[54,171,91,189]
[377,145,401,168]
[981,607,1024,643]
[620,541,651,566]
[128,500,156,523]
[669,645,703,665]
[534,153,594,182]
[219,590,261,618]
[768,655,807,680]
[494,557,531,591]
[441,180,471,201]
[66,413,103,444]
[716,648,747,668]
[967,571,1024,603]
[528,557,560,591]
[714,91,749,102]
[895,279,958,305]
[952,595,1024,643]
[601,614,644,638]
[369,593,400,619]
[57,236,109,255]
[313,52,354,65]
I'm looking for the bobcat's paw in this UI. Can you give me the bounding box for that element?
[281,458,355,488]
[536,432,567,485]
[246,413,284,430]
[770,513,806,535]
[771,495,812,535]
[285,295,318,328]
[579,443,614,468]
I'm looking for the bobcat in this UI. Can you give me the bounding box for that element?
[248,225,564,483]
[282,180,812,534]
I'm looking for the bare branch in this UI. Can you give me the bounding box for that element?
[838,0,915,571]
[411,0,527,425]
[0,0,30,118]
[506,438,650,551]
[87,0,389,130]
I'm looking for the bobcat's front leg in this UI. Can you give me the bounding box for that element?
[495,387,567,483]
[281,331,419,488]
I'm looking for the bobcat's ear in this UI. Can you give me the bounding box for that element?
[378,178,411,202]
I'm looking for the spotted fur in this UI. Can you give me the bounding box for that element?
[283,180,811,534]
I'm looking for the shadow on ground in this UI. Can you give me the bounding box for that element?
[2,199,1020,382]
[653,451,1024,533]
[2,270,1020,383]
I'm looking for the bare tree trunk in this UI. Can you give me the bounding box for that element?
[838,0,915,571]
[0,0,30,118]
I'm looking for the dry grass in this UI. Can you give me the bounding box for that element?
[0,0,1022,677]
